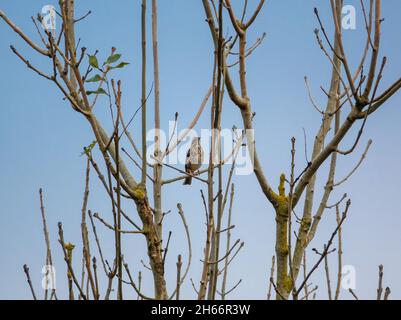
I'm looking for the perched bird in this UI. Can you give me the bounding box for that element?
[184,137,204,185]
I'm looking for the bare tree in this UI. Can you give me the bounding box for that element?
[1,0,400,300]
[201,0,400,299]
[1,0,244,300]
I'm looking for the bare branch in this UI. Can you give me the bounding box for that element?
[23,264,37,300]
[295,200,351,297]
[266,256,275,300]
[0,10,50,56]
[377,264,384,300]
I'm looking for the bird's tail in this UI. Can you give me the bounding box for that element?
[183,176,192,185]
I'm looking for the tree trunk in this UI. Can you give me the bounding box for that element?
[135,193,168,299]
[274,175,291,299]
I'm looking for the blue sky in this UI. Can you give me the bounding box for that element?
[0,0,400,300]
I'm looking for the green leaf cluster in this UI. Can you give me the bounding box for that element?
[85,50,130,96]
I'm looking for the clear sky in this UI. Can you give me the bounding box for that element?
[0,0,400,300]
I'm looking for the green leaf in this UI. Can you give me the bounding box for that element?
[86,88,107,95]
[112,62,130,69]
[88,55,99,69]
[106,53,122,65]
[80,140,98,157]
[86,74,103,83]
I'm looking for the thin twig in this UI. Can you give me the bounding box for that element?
[323,244,332,300]
[377,264,384,300]
[23,264,37,300]
[176,255,183,300]
[334,205,343,300]
[123,263,155,300]
[349,288,359,300]
[93,212,145,234]
[384,287,391,300]
[267,255,275,300]
[58,222,87,300]
[295,200,351,297]
[39,188,57,300]
[169,203,193,300]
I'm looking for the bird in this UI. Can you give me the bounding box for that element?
[184,137,204,185]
